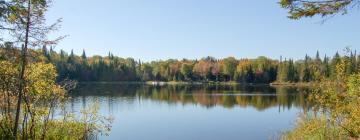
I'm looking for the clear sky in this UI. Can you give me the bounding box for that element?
[46,0,360,61]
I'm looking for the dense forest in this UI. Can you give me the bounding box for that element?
[30,45,359,84]
[2,44,359,84]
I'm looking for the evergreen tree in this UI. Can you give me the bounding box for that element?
[42,45,51,61]
[60,49,66,61]
[301,55,311,82]
[42,45,48,57]
[81,49,87,60]
[67,49,75,63]
[315,50,321,62]
[323,55,331,78]
[246,66,255,83]
[287,59,296,82]
[331,52,341,79]
[357,54,360,72]
[277,58,289,82]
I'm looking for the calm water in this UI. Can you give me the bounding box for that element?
[68,84,311,140]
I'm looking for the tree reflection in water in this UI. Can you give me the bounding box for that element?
[70,84,313,112]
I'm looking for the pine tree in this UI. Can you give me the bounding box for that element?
[246,65,255,83]
[331,52,341,79]
[277,58,289,82]
[81,49,87,60]
[42,45,51,60]
[42,45,48,56]
[316,50,321,62]
[60,49,66,61]
[67,49,75,63]
[357,54,360,72]
[351,51,357,73]
[301,55,311,82]
[346,51,356,75]
[323,55,331,78]
[287,59,296,82]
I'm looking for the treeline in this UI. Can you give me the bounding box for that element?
[276,50,360,83]
[42,47,279,83]
[2,45,360,84]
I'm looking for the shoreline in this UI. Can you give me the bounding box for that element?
[78,81,314,87]
[270,82,317,87]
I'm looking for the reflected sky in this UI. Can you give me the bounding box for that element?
[67,84,312,140]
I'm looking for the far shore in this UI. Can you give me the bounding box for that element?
[78,81,315,87]
[270,82,318,87]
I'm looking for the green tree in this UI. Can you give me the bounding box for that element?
[81,49,87,60]
[277,58,289,82]
[181,63,193,81]
[331,52,341,79]
[357,54,360,71]
[221,57,237,81]
[323,55,331,78]
[301,55,311,82]
[287,59,298,82]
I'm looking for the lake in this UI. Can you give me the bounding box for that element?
[68,83,311,140]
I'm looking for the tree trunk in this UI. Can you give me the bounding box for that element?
[13,0,31,137]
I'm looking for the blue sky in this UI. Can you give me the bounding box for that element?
[46,0,360,61]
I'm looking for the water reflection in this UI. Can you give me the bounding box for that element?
[68,84,313,140]
[70,84,312,111]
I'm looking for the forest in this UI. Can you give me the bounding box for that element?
[14,45,358,84]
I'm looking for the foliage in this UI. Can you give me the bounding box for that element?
[0,60,112,139]
[28,47,359,85]
[0,0,112,139]
[2,45,359,84]
[282,51,360,139]
[279,0,359,19]
[281,116,347,140]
